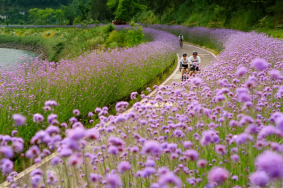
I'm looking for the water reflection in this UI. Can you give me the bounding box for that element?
[0,48,38,66]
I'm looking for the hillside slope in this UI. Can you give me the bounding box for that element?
[132,0,283,36]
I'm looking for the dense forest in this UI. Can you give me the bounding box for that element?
[0,0,283,32]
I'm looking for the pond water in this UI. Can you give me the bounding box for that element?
[0,48,38,66]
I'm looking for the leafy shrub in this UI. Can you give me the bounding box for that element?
[104,30,127,48]
[104,25,144,48]
[94,20,100,26]
[125,26,144,47]
[258,16,274,28]
[73,16,82,24]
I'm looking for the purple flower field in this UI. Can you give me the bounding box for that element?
[144,24,242,53]
[0,27,178,142]
[1,25,283,187]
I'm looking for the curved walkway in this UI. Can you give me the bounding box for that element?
[166,43,215,86]
[0,43,216,188]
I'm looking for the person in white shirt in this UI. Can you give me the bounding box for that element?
[180,53,190,81]
[189,51,201,77]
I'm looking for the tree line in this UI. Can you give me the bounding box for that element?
[1,0,283,29]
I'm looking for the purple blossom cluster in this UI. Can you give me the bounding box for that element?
[0,25,283,188]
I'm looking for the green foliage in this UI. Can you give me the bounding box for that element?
[255,28,283,38]
[206,21,224,29]
[132,10,157,24]
[54,9,64,25]
[73,16,82,24]
[142,0,184,23]
[257,16,274,28]
[89,0,113,22]
[4,19,10,26]
[134,0,283,32]
[0,0,72,7]
[62,4,77,25]
[78,0,91,21]
[81,20,88,27]
[214,5,226,20]
[0,25,114,61]
[94,19,100,26]
[28,8,55,24]
[125,26,144,47]
[102,23,115,33]
[227,9,263,31]
[50,41,65,62]
[104,25,144,48]
[104,30,127,48]
[107,0,146,21]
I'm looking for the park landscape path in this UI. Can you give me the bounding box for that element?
[0,43,215,188]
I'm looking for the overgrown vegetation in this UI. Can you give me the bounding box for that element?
[0,24,113,61]
[0,24,152,61]
[104,24,145,48]
[2,0,283,39]
[131,0,283,38]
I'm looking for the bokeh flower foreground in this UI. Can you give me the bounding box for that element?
[0,27,178,143]
[1,26,283,188]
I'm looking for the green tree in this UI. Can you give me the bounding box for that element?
[78,0,90,21]
[29,8,54,24]
[141,0,184,23]
[62,4,76,25]
[55,9,64,25]
[89,0,113,22]
[107,0,146,21]
[29,8,40,24]
[5,19,11,26]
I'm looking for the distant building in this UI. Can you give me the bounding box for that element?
[0,14,9,19]
[19,12,25,15]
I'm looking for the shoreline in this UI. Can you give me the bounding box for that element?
[0,42,48,60]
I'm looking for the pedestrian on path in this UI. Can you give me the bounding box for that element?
[189,51,201,77]
[180,53,190,81]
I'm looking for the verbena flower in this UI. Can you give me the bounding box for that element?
[208,167,229,184]
[158,172,182,188]
[249,171,269,187]
[255,150,283,178]
[250,58,268,71]
[12,114,26,126]
[118,161,132,173]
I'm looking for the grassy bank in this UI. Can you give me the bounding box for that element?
[254,28,283,39]
[0,24,155,62]
[0,25,115,62]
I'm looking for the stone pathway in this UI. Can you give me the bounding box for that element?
[0,43,215,188]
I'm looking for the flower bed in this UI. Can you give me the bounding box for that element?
[0,27,177,144]
[1,26,283,188]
